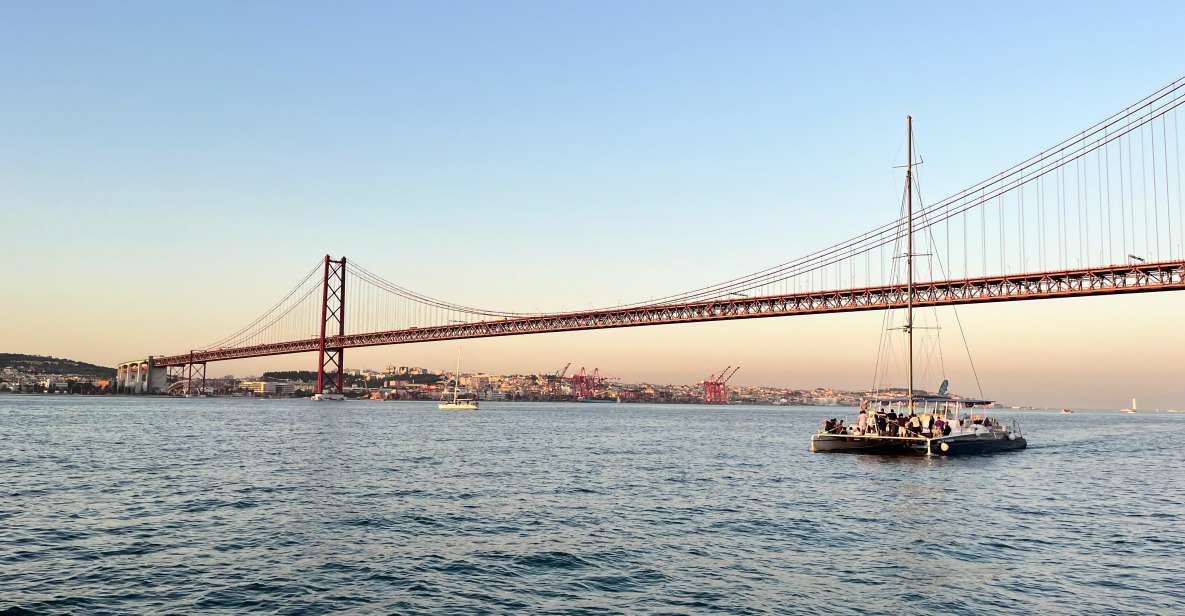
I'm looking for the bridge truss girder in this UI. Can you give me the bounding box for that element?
[152,259,1185,368]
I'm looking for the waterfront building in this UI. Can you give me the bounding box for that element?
[239,381,297,397]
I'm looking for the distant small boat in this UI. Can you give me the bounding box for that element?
[439,401,478,411]
[312,392,344,401]
[1121,398,1138,414]
[1060,408,1073,414]
[439,349,478,411]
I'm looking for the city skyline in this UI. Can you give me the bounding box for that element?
[4,3,1184,409]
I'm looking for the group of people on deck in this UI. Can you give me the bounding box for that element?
[821,400,957,438]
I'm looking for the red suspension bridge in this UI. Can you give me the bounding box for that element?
[117,77,1185,395]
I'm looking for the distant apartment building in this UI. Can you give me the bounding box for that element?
[383,366,429,376]
[239,381,296,397]
[463,375,490,391]
[41,379,69,393]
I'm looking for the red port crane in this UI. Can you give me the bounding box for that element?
[701,365,740,404]
[569,367,604,399]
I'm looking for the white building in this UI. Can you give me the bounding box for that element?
[239,381,296,397]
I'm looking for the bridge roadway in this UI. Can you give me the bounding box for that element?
[153,259,1185,367]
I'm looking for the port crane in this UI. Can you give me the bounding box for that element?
[701,366,740,404]
[568,367,605,399]
[549,362,571,398]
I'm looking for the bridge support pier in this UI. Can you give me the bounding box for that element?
[116,357,166,394]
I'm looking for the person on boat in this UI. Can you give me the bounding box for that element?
[856,409,868,434]
[908,413,922,436]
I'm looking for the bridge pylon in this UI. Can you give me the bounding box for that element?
[185,352,207,397]
[316,255,347,395]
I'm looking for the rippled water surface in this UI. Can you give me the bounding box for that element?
[2,396,1184,614]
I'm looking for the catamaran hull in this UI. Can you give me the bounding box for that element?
[921,435,1027,456]
[811,433,1027,456]
[810,435,916,454]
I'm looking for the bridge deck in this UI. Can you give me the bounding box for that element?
[153,259,1185,367]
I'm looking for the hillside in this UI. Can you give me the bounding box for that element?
[0,353,116,378]
[262,370,441,385]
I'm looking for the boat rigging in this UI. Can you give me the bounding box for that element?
[810,117,1027,456]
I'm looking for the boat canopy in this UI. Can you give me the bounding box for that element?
[863,393,993,407]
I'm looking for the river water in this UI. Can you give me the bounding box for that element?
[2,396,1183,614]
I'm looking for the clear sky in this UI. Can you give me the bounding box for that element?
[3,2,1183,409]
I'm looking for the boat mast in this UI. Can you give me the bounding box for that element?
[906,115,914,413]
[453,348,461,404]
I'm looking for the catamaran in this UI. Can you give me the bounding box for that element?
[439,349,479,411]
[810,116,1026,456]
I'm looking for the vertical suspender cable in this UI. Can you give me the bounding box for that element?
[1097,136,1105,262]
[1152,114,1161,259]
[1129,129,1137,252]
[1177,107,1183,256]
[1163,117,1173,258]
[1120,134,1127,259]
[1020,174,1026,270]
[1080,156,1088,266]
[1142,118,1150,257]
[999,195,1005,273]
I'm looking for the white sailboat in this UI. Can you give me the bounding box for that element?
[439,349,479,411]
[1121,398,1137,414]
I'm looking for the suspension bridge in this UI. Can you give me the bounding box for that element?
[117,77,1185,395]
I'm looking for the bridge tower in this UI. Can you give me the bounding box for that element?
[316,255,347,396]
[185,351,206,396]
